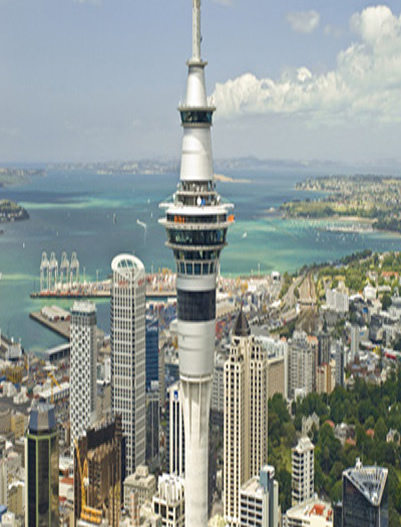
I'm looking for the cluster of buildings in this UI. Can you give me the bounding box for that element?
[0,2,398,527]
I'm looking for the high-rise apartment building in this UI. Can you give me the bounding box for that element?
[224,311,268,526]
[159,1,233,525]
[70,301,97,453]
[239,466,279,527]
[111,254,146,476]
[350,325,359,363]
[341,459,388,526]
[292,437,314,506]
[166,382,185,477]
[26,401,59,527]
[317,332,331,366]
[288,331,314,400]
[335,341,345,387]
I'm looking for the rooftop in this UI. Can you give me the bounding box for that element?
[343,458,388,507]
[286,497,333,525]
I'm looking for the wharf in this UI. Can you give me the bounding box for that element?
[30,291,110,299]
[30,287,176,299]
[29,312,70,340]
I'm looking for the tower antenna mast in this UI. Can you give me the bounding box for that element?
[192,0,201,61]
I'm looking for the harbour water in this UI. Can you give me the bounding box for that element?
[1,168,401,353]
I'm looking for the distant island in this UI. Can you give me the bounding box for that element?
[0,200,29,223]
[0,167,46,188]
[281,175,401,234]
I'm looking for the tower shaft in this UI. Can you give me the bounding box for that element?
[160,2,234,525]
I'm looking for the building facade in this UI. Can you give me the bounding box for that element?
[166,382,185,477]
[292,437,315,506]
[111,254,146,476]
[224,312,268,526]
[74,416,122,527]
[153,474,185,527]
[124,465,157,512]
[239,466,279,527]
[70,301,97,453]
[288,332,314,400]
[26,402,59,527]
[342,459,388,527]
[146,316,159,390]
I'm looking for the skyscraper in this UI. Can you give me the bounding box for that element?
[342,459,388,527]
[166,381,185,477]
[26,401,59,526]
[70,301,97,453]
[224,312,268,526]
[111,254,146,476]
[291,436,315,506]
[159,1,233,525]
[74,416,122,527]
[146,315,159,390]
[335,341,345,387]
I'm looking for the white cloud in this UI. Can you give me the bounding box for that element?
[324,24,343,38]
[212,5,401,126]
[286,10,320,34]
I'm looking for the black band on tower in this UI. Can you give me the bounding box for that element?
[177,289,216,321]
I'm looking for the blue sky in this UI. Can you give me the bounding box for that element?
[1,0,401,166]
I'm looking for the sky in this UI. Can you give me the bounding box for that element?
[1,0,401,167]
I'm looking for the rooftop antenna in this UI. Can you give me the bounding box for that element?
[192,0,201,61]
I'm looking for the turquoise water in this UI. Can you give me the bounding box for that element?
[1,169,401,353]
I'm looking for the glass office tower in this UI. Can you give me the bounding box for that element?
[26,401,59,526]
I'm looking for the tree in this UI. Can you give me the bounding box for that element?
[374,417,387,443]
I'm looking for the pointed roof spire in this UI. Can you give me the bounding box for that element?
[233,306,251,337]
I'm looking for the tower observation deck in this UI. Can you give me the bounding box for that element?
[160,1,234,526]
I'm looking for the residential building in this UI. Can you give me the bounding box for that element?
[335,342,345,387]
[254,335,288,400]
[326,289,349,313]
[350,325,359,362]
[224,311,268,527]
[292,437,314,506]
[25,401,59,526]
[153,474,185,527]
[124,465,157,511]
[317,332,331,366]
[316,361,335,395]
[70,301,97,453]
[211,353,225,426]
[285,497,333,527]
[111,254,146,476]
[288,331,314,400]
[239,466,279,527]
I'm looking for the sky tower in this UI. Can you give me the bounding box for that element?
[160,1,234,525]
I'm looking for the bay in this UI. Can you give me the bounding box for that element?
[1,168,401,354]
